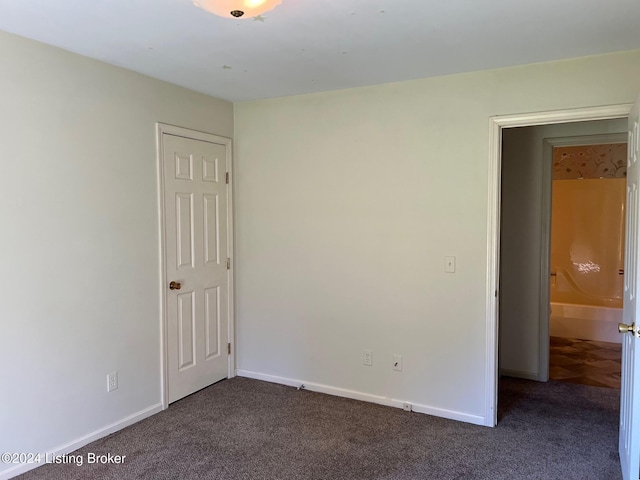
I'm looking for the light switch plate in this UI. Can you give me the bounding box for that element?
[445,256,456,273]
[393,354,402,372]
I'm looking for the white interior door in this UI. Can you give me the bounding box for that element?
[162,131,231,404]
[620,94,640,480]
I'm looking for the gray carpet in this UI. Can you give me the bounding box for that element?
[17,377,621,480]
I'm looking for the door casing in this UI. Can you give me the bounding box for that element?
[486,104,632,427]
[156,123,235,409]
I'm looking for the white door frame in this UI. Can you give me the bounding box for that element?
[156,123,235,410]
[485,104,632,426]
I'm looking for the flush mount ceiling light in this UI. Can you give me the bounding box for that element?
[194,0,282,18]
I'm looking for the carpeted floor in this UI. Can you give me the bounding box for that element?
[17,377,621,480]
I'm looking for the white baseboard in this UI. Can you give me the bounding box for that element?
[0,403,163,480]
[501,368,541,381]
[236,369,486,426]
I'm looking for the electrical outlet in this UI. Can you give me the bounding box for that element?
[403,402,413,412]
[393,354,403,372]
[107,371,118,392]
[363,349,373,366]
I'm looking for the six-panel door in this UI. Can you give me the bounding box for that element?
[163,133,229,404]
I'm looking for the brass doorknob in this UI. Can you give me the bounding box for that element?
[619,322,634,334]
[169,281,182,290]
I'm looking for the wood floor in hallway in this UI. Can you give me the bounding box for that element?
[549,336,621,389]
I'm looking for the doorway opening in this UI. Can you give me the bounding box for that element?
[547,138,627,390]
[498,120,628,390]
[484,104,632,428]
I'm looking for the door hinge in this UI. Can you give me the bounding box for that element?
[227,343,231,355]
[226,172,229,184]
[226,258,231,270]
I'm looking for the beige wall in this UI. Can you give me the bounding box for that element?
[0,30,233,477]
[234,50,640,422]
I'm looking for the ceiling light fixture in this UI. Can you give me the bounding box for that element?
[194,0,282,18]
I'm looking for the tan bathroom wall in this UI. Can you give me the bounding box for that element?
[550,178,625,308]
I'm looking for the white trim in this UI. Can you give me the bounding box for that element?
[486,104,632,428]
[543,133,628,149]
[236,369,486,426]
[490,105,632,129]
[156,125,169,410]
[538,138,553,382]
[157,124,231,144]
[485,117,502,427]
[539,132,628,382]
[500,369,541,381]
[156,123,235,409]
[0,404,162,480]
[226,138,236,378]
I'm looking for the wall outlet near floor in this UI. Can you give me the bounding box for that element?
[393,354,403,371]
[107,371,118,392]
[403,403,413,412]
[363,349,373,366]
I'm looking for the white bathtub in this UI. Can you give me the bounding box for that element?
[549,302,623,344]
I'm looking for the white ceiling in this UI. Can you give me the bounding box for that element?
[0,0,639,102]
